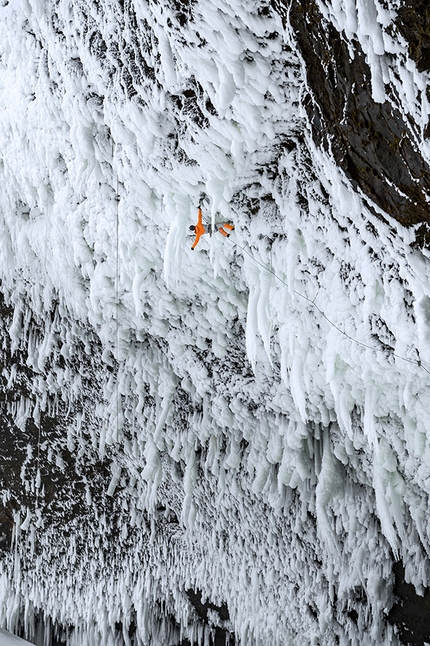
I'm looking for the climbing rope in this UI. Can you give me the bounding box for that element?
[114,140,120,440]
[35,194,51,511]
[226,236,430,376]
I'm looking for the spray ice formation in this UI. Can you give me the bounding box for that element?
[0,0,430,645]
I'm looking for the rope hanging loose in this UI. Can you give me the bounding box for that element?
[226,236,430,376]
[114,139,120,441]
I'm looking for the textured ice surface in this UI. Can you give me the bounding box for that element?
[0,0,429,645]
[0,629,32,646]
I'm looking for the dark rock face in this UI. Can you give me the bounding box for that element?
[184,589,235,646]
[0,292,116,534]
[395,0,430,142]
[388,561,430,646]
[395,1,430,74]
[275,0,430,229]
[0,508,14,552]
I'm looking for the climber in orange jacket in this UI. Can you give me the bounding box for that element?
[189,207,235,249]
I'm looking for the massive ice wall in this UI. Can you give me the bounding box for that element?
[0,0,430,644]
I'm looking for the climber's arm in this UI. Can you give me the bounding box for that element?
[191,232,201,249]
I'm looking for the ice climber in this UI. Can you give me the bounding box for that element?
[190,207,235,250]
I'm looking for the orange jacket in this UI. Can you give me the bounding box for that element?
[191,208,207,249]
